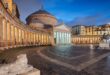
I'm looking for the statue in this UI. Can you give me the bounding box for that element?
[101,33,110,43]
[99,33,110,49]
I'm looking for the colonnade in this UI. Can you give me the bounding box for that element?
[0,17,50,48]
[0,1,51,50]
[72,36,101,44]
[54,31,71,44]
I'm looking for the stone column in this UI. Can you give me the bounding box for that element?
[7,22,11,46]
[25,31,28,45]
[36,33,39,45]
[28,32,30,45]
[35,33,37,45]
[29,32,31,45]
[41,33,43,45]
[22,30,24,45]
[17,28,20,45]
[38,33,40,45]
[3,19,7,47]
[15,27,18,45]
[31,33,34,45]
[20,30,23,45]
[45,34,47,45]
[18,29,20,45]
[0,16,3,47]
[35,33,38,45]
[11,25,14,46]
[17,28,19,45]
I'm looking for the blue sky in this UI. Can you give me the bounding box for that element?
[14,0,110,26]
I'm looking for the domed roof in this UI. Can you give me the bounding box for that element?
[26,8,57,26]
[30,9,52,16]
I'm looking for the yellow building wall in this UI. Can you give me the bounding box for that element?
[7,0,13,13]
[2,0,13,14]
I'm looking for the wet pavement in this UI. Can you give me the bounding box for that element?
[0,46,110,75]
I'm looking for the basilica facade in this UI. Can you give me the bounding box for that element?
[54,23,71,45]
[0,0,72,50]
[0,0,54,50]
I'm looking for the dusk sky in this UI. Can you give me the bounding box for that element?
[14,0,110,26]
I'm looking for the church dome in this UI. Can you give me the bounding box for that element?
[31,9,52,15]
[26,9,57,27]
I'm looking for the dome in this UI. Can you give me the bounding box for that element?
[26,9,57,27]
[30,9,52,16]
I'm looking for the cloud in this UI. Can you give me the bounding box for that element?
[66,14,110,26]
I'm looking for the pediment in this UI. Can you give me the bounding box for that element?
[54,24,70,32]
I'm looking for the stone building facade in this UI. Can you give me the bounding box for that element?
[0,0,53,50]
[54,23,71,45]
[26,9,57,46]
[72,24,110,44]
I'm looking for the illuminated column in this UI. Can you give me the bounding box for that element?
[34,33,36,45]
[47,34,49,45]
[47,35,49,45]
[40,33,42,45]
[30,32,32,45]
[31,33,34,44]
[17,28,20,45]
[0,17,3,47]
[39,33,41,45]
[44,34,46,45]
[24,31,27,45]
[64,32,66,44]
[26,32,28,45]
[57,32,59,44]
[66,33,69,43]
[7,22,11,46]
[18,29,20,45]
[21,30,23,45]
[20,29,22,45]
[36,32,39,45]
[45,34,47,45]
[14,27,17,45]
[43,34,45,45]
[33,33,35,45]
[11,25,14,46]
[38,33,40,45]
[46,35,48,45]
[31,33,33,45]
[3,19,7,47]
[25,31,28,45]
[35,33,37,45]
[28,32,30,45]
[41,33,44,45]
[41,34,43,45]
[22,30,24,45]
[65,33,67,44]
[41,33,43,45]
[29,32,31,45]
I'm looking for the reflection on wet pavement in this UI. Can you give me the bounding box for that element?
[0,46,110,75]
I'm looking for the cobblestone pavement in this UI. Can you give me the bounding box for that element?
[0,46,110,75]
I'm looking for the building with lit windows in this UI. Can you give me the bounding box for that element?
[72,24,110,44]
[54,23,71,45]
